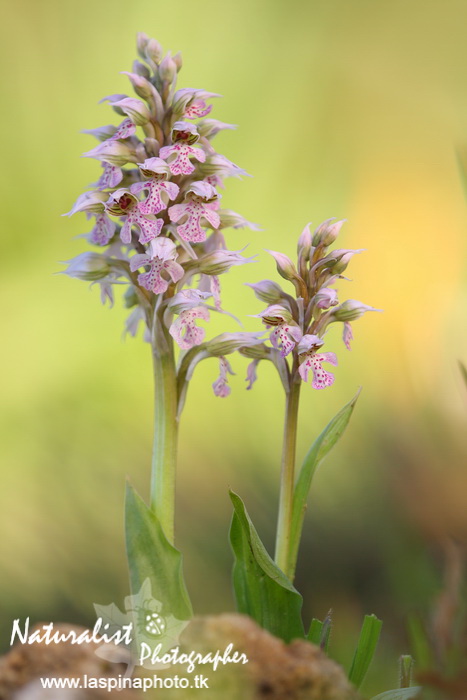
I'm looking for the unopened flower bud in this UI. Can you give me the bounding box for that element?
[312,218,346,247]
[136,33,150,60]
[266,250,299,283]
[62,252,111,281]
[218,210,260,231]
[159,53,177,82]
[331,299,382,322]
[173,52,183,72]
[64,190,108,216]
[132,60,151,79]
[196,249,253,275]
[297,223,313,259]
[112,97,150,126]
[83,141,138,166]
[246,280,288,304]
[121,72,155,101]
[145,38,163,64]
[204,332,264,357]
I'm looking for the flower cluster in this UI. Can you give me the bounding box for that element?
[63,34,259,395]
[246,220,381,390]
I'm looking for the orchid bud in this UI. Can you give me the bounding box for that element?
[132,60,150,79]
[297,223,313,259]
[136,33,150,60]
[331,300,382,322]
[159,53,177,82]
[84,140,138,166]
[145,38,163,64]
[195,249,253,275]
[266,250,299,283]
[204,332,264,357]
[218,210,260,231]
[331,248,364,274]
[112,97,150,126]
[64,190,108,216]
[312,218,346,247]
[167,289,211,315]
[62,253,111,281]
[121,72,155,101]
[99,93,128,116]
[246,280,288,305]
[173,52,183,72]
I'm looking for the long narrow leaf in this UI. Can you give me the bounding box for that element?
[370,689,422,700]
[229,490,304,642]
[125,483,192,621]
[307,618,324,645]
[348,614,383,689]
[288,390,360,575]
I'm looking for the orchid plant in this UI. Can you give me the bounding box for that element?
[64,33,400,695]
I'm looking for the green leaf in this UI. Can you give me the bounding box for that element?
[288,390,360,575]
[307,618,324,645]
[229,490,304,642]
[125,483,192,621]
[407,614,433,670]
[348,614,383,689]
[370,689,422,700]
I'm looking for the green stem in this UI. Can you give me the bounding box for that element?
[275,378,301,578]
[150,323,178,545]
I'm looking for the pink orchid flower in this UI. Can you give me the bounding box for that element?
[130,238,184,294]
[168,181,220,243]
[106,189,163,245]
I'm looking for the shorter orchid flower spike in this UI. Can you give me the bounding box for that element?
[169,306,210,350]
[168,181,220,243]
[159,123,206,175]
[297,335,337,390]
[106,189,163,244]
[131,157,180,215]
[130,238,183,294]
[257,305,302,358]
[212,356,235,397]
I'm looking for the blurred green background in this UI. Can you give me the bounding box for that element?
[1,0,467,693]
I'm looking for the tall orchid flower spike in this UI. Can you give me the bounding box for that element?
[168,181,220,243]
[212,356,235,397]
[130,238,183,294]
[160,122,206,175]
[65,34,257,602]
[131,158,180,215]
[106,188,163,244]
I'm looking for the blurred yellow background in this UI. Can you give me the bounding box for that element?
[1,0,466,692]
